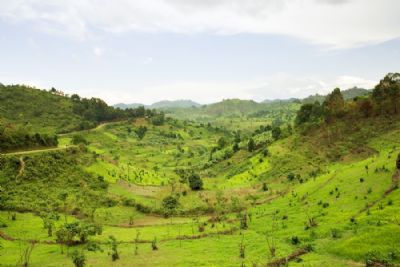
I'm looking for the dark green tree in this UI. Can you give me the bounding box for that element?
[232,142,239,152]
[372,72,400,114]
[323,88,345,119]
[108,235,119,261]
[188,173,203,191]
[135,126,147,140]
[217,137,227,149]
[247,138,255,152]
[70,250,86,267]
[271,127,281,140]
[161,195,179,217]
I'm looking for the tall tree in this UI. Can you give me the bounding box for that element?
[372,73,400,115]
[323,88,345,119]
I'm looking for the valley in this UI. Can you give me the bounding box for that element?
[1,74,400,266]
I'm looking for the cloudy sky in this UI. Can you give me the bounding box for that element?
[0,0,399,104]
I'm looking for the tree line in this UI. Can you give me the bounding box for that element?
[295,73,400,127]
[0,120,58,152]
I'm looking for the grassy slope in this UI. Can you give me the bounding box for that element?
[0,85,89,134]
[1,116,400,266]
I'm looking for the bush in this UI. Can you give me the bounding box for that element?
[161,195,179,217]
[330,228,341,239]
[72,135,88,145]
[287,173,295,182]
[71,250,86,267]
[291,236,300,245]
[188,173,203,191]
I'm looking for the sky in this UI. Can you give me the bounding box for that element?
[0,0,399,105]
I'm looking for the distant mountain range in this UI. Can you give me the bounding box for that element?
[115,87,371,111]
[114,100,201,110]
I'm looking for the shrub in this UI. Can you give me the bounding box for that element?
[262,182,268,192]
[188,173,203,191]
[291,236,300,245]
[330,228,341,239]
[151,237,158,251]
[72,135,88,145]
[71,250,86,267]
[161,195,179,217]
[287,173,295,182]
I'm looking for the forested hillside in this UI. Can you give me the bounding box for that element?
[0,84,161,152]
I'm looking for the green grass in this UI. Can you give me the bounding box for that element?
[2,109,400,266]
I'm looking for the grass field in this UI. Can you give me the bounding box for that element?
[1,113,400,267]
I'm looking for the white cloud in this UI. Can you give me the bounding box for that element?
[0,0,399,48]
[93,46,104,56]
[143,57,153,64]
[248,73,377,100]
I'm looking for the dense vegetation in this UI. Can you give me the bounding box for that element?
[0,84,162,151]
[0,73,399,267]
[0,120,58,152]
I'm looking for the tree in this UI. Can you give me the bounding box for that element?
[295,102,324,125]
[217,137,227,149]
[188,173,203,191]
[18,240,36,267]
[358,98,373,117]
[271,127,281,140]
[372,72,400,114]
[287,173,295,182]
[70,94,81,102]
[70,250,86,267]
[323,88,345,119]
[72,135,88,145]
[234,131,241,143]
[151,113,165,126]
[161,195,179,217]
[232,142,239,152]
[247,138,255,152]
[151,237,158,251]
[135,126,147,140]
[108,235,119,261]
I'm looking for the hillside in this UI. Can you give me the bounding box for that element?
[0,84,160,152]
[0,73,399,267]
[0,85,90,134]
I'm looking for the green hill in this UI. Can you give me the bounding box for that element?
[0,73,400,266]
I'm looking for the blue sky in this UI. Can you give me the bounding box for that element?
[0,0,399,104]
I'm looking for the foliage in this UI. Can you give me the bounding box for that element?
[70,250,86,267]
[55,221,102,245]
[108,235,119,261]
[0,120,58,151]
[372,73,400,115]
[161,195,179,217]
[71,135,89,145]
[247,138,255,152]
[0,149,109,214]
[135,126,148,140]
[0,84,160,134]
[188,173,203,191]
